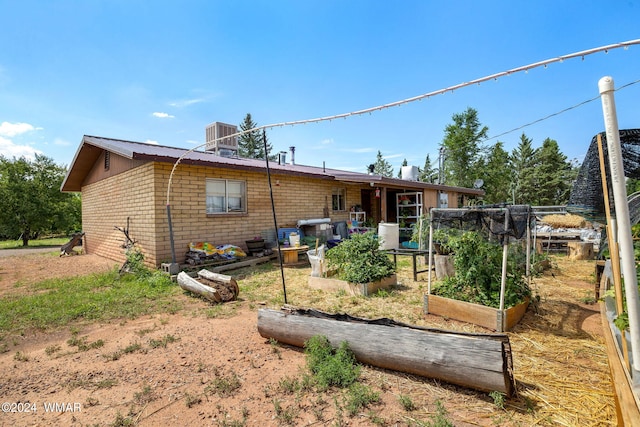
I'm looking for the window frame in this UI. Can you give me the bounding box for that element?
[206,178,247,214]
[332,187,346,212]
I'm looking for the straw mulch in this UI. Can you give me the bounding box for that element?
[541,214,590,229]
[235,254,616,426]
[507,256,615,426]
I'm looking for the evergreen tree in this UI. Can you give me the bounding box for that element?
[534,138,573,205]
[238,113,273,159]
[441,107,488,188]
[419,154,437,183]
[481,142,511,204]
[510,133,538,204]
[371,151,394,177]
[397,158,408,178]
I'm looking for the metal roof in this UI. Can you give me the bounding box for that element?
[61,135,484,197]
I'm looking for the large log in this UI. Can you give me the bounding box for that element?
[197,270,239,299]
[257,307,515,396]
[177,272,221,303]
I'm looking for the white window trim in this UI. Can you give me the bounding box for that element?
[332,187,346,212]
[206,178,247,214]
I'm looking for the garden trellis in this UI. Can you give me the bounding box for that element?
[427,205,534,331]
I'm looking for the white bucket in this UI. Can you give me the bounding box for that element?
[289,232,300,247]
[378,223,399,250]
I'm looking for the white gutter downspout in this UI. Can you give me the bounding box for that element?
[599,76,640,371]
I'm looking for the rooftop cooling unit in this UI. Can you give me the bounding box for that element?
[205,122,238,156]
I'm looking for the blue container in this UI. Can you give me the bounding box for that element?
[278,228,301,243]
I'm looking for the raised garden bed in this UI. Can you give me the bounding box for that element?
[308,274,397,297]
[423,294,530,332]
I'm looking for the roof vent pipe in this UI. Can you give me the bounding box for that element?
[289,146,295,165]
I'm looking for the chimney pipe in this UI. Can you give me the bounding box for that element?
[289,146,295,165]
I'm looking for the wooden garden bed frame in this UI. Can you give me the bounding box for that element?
[426,206,533,332]
[308,274,397,296]
[424,294,530,332]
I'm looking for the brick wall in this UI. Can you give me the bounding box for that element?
[153,163,360,265]
[82,160,363,266]
[82,162,157,266]
[81,158,459,266]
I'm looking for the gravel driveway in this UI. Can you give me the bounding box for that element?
[0,246,59,257]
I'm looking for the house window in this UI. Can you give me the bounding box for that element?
[206,179,246,214]
[332,188,346,211]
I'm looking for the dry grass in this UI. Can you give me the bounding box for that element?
[234,254,616,426]
[541,214,589,229]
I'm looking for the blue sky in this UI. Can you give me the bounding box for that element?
[1,1,639,175]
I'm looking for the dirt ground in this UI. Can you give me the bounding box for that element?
[0,250,613,426]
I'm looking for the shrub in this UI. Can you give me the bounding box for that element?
[325,232,395,284]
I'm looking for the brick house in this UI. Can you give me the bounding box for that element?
[61,135,483,266]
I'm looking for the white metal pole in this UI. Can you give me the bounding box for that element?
[599,76,640,371]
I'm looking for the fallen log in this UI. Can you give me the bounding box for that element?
[257,307,515,396]
[177,271,222,303]
[197,269,239,301]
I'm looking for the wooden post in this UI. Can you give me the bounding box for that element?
[597,133,630,369]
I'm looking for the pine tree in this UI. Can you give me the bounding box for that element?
[481,142,512,204]
[238,113,273,159]
[534,138,572,205]
[510,133,538,204]
[441,107,488,188]
[371,151,394,177]
[419,154,437,183]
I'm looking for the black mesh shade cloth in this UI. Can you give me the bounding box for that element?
[568,129,640,221]
[430,205,532,240]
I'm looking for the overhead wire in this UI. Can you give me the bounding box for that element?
[483,78,640,142]
[166,38,640,206]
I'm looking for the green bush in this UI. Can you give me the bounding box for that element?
[325,232,395,284]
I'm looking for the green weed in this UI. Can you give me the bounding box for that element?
[184,392,202,408]
[345,382,380,416]
[149,334,177,349]
[304,335,360,390]
[489,390,506,410]
[45,344,61,356]
[13,351,29,362]
[205,372,242,397]
[399,393,416,411]
[134,384,156,405]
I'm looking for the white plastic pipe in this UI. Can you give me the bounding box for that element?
[427,219,433,295]
[599,76,640,371]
